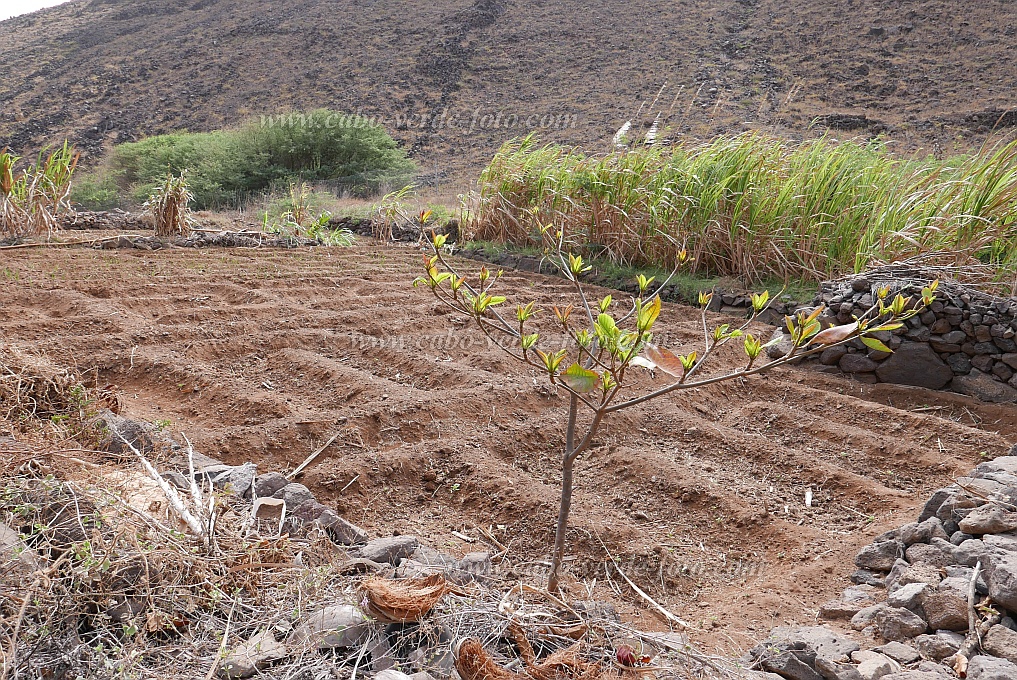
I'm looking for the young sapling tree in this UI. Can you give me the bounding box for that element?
[415,229,937,591]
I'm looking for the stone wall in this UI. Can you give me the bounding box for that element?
[745,446,1017,679]
[771,274,1017,404]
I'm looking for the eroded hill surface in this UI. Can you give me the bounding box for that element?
[1,0,1015,180]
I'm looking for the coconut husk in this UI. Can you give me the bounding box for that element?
[456,638,521,680]
[459,625,612,680]
[508,620,537,665]
[359,573,453,623]
[526,645,608,680]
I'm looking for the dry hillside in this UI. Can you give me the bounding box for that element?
[1,0,1016,182]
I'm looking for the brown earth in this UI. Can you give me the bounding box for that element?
[1,242,1015,655]
[1,0,1016,184]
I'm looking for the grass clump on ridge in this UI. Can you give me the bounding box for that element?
[74,109,415,210]
[474,133,1017,292]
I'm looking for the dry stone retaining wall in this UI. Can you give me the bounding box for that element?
[745,445,1017,680]
[771,275,1017,404]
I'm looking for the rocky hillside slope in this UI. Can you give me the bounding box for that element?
[1,0,1016,182]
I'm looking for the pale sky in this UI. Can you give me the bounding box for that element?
[0,0,73,22]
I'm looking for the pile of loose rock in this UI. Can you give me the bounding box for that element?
[91,412,580,679]
[59,209,153,231]
[744,443,1017,680]
[767,273,1017,404]
[89,231,327,250]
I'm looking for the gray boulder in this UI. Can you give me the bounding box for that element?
[983,624,1017,664]
[974,455,1017,477]
[752,641,823,680]
[967,655,1017,679]
[254,472,289,498]
[293,605,375,649]
[983,533,1017,553]
[875,342,953,389]
[888,562,943,594]
[227,463,256,497]
[821,585,880,620]
[749,626,860,680]
[914,660,953,677]
[952,539,989,567]
[904,542,952,568]
[773,626,860,662]
[917,485,980,524]
[456,552,492,578]
[959,505,1017,535]
[856,540,905,571]
[376,672,415,680]
[951,369,1017,403]
[357,536,420,565]
[815,657,863,680]
[899,518,949,546]
[272,483,314,510]
[766,329,794,359]
[854,652,900,680]
[316,509,369,546]
[919,586,968,631]
[409,546,457,567]
[840,354,879,373]
[852,603,887,631]
[872,641,920,665]
[987,553,1017,612]
[852,569,887,587]
[872,606,927,641]
[1,523,43,573]
[289,500,329,523]
[97,410,158,454]
[887,583,928,611]
[220,630,287,679]
[913,632,963,661]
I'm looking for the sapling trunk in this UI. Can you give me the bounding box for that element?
[547,396,608,592]
[547,395,579,592]
[547,450,574,592]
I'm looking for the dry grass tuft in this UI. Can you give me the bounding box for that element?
[526,645,610,680]
[145,172,193,237]
[0,457,744,679]
[0,346,86,421]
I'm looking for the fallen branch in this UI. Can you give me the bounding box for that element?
[596,534,688,629]
[950,561,996,677]
[969,560,982,644]
[0,578,38,680]
[111,426,207,546]
[288,430,344,479]
[0,235,138,250]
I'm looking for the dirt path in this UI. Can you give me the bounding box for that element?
[1,243,1013,654]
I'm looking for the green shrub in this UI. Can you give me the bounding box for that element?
[69,172,123,210]
[100,110,415,209]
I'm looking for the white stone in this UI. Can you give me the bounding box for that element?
[293,605,375,649]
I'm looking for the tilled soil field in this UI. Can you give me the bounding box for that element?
[1,243,1014,654]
